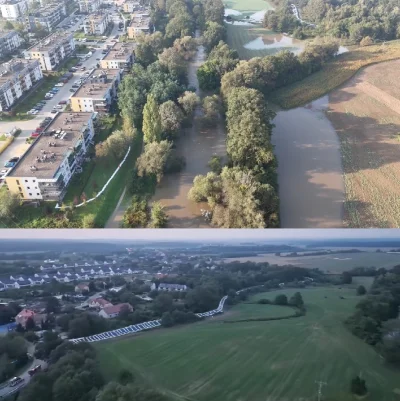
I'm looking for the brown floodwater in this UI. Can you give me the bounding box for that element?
[150,31,226,228]
[271,96,345,228]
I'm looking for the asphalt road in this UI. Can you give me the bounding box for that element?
[0,343,46,399]
[0,21,120,170]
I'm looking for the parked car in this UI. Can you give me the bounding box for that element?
[35,127,44,132]
[76,62,82,66]
[51,88,59,92]
[50,109,58,114]
[80,66,86,71]
[31,132,40,138]
[55,105,63,110]
[9,377,24,387]
[55,82,64,87]
[69,88,76,93]
[4,157,19,168]
[28,365,42,377]
[58,100,67,105]
[27,109,38,114]
[0,168,10,179]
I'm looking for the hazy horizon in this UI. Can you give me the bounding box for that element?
[0,229,396,242]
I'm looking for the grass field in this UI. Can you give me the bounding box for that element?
[270,40,400,109]
[224,0,273,14]
[224,251,400,272]
[96,287,400,401]
[223,302,295,321]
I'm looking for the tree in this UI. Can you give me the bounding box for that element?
[118,369,135,385]
[136,140,172,182]
[161,311,174,327]
[360,36,373,46]
[173,36,197,60]
[46,296,61,313]
[341,272,352,284]
[135,31,165,67]
[202,21,225,53]
[95,128,135,160]
[159,100,184,138]
[274,294,288,305]
[153,293,174,315]
[149,202,168,228]
[3,21,14,30]
[25,317,35,331]
[289,292,304,307]
[158,46,187,80]
[202,95,221,126]
[82,214,96,228]
[177,91,199,116]
[357,285,367,295]
[143,94,162,144]
[350,376,367,396]
[208,155,223,174]
[123,197,149,228]
[0,191,20,221]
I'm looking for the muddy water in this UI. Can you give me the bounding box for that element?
[150,31,226,228]
[272,96,345,228]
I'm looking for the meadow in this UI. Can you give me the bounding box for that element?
[224,251,400,272]
[96,286,400,401]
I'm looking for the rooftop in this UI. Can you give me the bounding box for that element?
[26,31,72,53]
[0,30,19,39]
[71,68,119,99]
[129,15,151,29]
[103,41,136,61]
[86,12,108,23]
[29,3,64,17]
[0,58,38,86]
[9,112,93,179]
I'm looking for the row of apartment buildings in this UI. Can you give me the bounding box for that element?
[0,57,42,111]
[0,30,23,59]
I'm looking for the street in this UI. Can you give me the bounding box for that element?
[0,19,121,170]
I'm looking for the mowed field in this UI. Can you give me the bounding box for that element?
[224,0,272,15]
[224,251,400,272]
[326,59,400,228]
[96,287,400,401]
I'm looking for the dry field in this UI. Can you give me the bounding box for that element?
[326,59,400,227]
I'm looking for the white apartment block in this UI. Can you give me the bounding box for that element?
[78,0,101,13]
[0,0,28,20]
[83,12,110,35]
[25,3,67,32]
[70,68,122,113]
[0,58,42,111]
[6,113,96,201]
[23,31,75,71]
[100,41,135,72]
[0,31,23,58]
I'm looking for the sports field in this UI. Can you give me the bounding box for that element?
[224,0,273,15]
[96,287,400,401]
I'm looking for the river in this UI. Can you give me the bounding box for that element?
[150,30,226,228]
[271,96,345,228]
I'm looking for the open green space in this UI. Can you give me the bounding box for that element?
[270,40,400,109]
[224,0,273,14]
[96,287,400,401]
[223,302,295,321]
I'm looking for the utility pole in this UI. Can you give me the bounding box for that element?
[315,381,327,401]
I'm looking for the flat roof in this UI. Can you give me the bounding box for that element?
[129,15,151,29]
[71,69,119,99]
[29,3,63,17]
[9,112,93,179]
[103,42,136,61]
[86,12,108,22]
[0,59,37,85]
[26,31,72,53]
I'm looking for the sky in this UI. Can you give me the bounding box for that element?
[0,229,397,242]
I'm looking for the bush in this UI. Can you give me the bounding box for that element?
[258,299,271,304]
[356,285,366,295]
[350,376,367,396]
[274,294,288,305]
[360,36,374,46]
[208,155,223,174]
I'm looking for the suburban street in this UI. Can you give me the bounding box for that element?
[0,17,121,169]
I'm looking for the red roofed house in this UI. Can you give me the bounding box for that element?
[98,303,133,319]
[15,309,47,328]
[89,297,112,309]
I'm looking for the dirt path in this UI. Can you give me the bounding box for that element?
[151,30,226,228]
[272,97,345,228]
[105,186,127,228]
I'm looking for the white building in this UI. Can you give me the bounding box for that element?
[83,12,110,36]
[150,283,188,291]
[0,0,28,20]
[23,31,75,71]
[0,58,43,112]
[5,112,96,201]
[78,0,101,13]
[0,31,23,58]
[100,41,135,72]
[25,3,67,32]
[98,303,133,319]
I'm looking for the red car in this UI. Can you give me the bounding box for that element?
[76,62,82,66]
[31,132,40,138]
[58,100,67,105]
[35,127,44,132]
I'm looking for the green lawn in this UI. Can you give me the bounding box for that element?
[96,287,400,401]
[224,0,273,14]
[223,302,295,321]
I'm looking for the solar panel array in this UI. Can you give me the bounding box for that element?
[69,295,229,344]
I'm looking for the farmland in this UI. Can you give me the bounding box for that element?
[326,59,400,228]
[224,251,400,272]
[96,287,400,401]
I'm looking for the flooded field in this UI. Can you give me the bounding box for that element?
[327,59,400,228]
[272,97,345,228]
[150,32,226,228]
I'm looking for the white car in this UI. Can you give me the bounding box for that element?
[45,93,54,98]
[0,168,10,177]
[55,82,64,87]
[27,109,38,114]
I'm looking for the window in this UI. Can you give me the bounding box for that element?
[29,193,32,196]
[16,180,20,185]
[27,187,30,189]
[37,193,40,196]
[18,187,22,192]
[25,179,28,182]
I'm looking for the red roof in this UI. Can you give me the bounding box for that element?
[102,303,132,315]
[90,297,111,306]
[17,309,35,318]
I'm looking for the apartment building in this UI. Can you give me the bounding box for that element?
[0,0,28,20]
[0,31,23,58]
[127,12,151,39]
[23,31,75,71]
[70,68,122,113]
[83,12,110,36]
[0,58,42,111]
[122,1,139,13]
[100,41,135,72]
[6,112,96,201]
[25,3,67,32]
[78,0,101,13]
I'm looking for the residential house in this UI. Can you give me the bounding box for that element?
[98,303,132,319]
[151,283,187,292]
[75,283,89,293]
[89,297,112,309]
